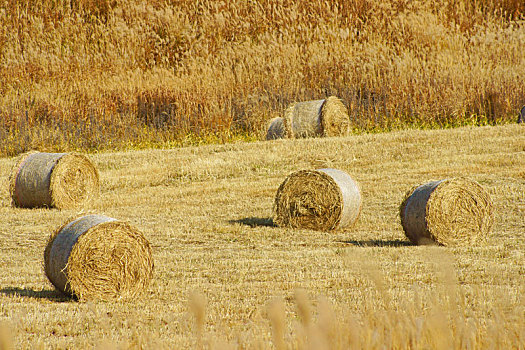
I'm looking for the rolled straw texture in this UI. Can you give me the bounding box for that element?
[321,96,351,137]
[274,169,362,231]
[9,151,99,209]
[44,215,154,301]
[286,99,325,138]
[282,102,296,138]
[283,96,350,138]
[400,178,494,246]
[265,117,287,140]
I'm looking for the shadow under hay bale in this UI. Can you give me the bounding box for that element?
[9,151,99,209]
[400,178,494,246]
[44,215,154,301]
[265,117,287,140]
[283,96,350,139]
[229,217,276,227]
[339,239,413,247]
[274,168,362,231]
[0,287,71,302]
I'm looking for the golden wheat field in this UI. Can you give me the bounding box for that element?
[0,124,523,349]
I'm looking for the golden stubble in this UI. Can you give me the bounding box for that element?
[0,124,523,348]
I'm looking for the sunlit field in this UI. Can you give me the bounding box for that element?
[1,0,524,156]
[1,0,524,348]
[0,124,523,348]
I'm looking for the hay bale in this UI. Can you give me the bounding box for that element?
[283,96,350,138]
[400,178,494,246]
[286,99,325,138]
[9,151,99,209]
[44,214,154,301]
[282,102,296,137]
[274,168,362,230]
[265,117,287,140]
[321,96,351,137]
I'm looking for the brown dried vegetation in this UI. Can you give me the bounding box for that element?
[0,0,524,155]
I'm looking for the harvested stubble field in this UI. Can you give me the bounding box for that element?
[0,124,524,349]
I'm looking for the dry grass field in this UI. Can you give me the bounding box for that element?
[0,124,523,349]
[1,0,524,155]
[2,1,524,348]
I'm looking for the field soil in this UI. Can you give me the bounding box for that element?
[0,125,524,348]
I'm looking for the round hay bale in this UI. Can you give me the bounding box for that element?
[44,214,154,301]
[9,151,99,209]
[283,96,350,138]
[400,178,494,246]
[274,168,362,230]
[265,117,287,140]
[286,99,325,138]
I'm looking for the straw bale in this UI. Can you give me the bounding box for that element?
[282,102,297,137]
[265,117,287,140]
[274,168,362,230]
[44,215,154,301]
[282,96,350,138]
[286,99,325,138]
[321,96,350,137]
[9,151,99,209]
[400,178,494,246]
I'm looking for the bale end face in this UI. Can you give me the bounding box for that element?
[50,153,100,209]
[321,96,351,137]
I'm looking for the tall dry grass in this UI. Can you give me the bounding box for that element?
[1,0,524,156]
